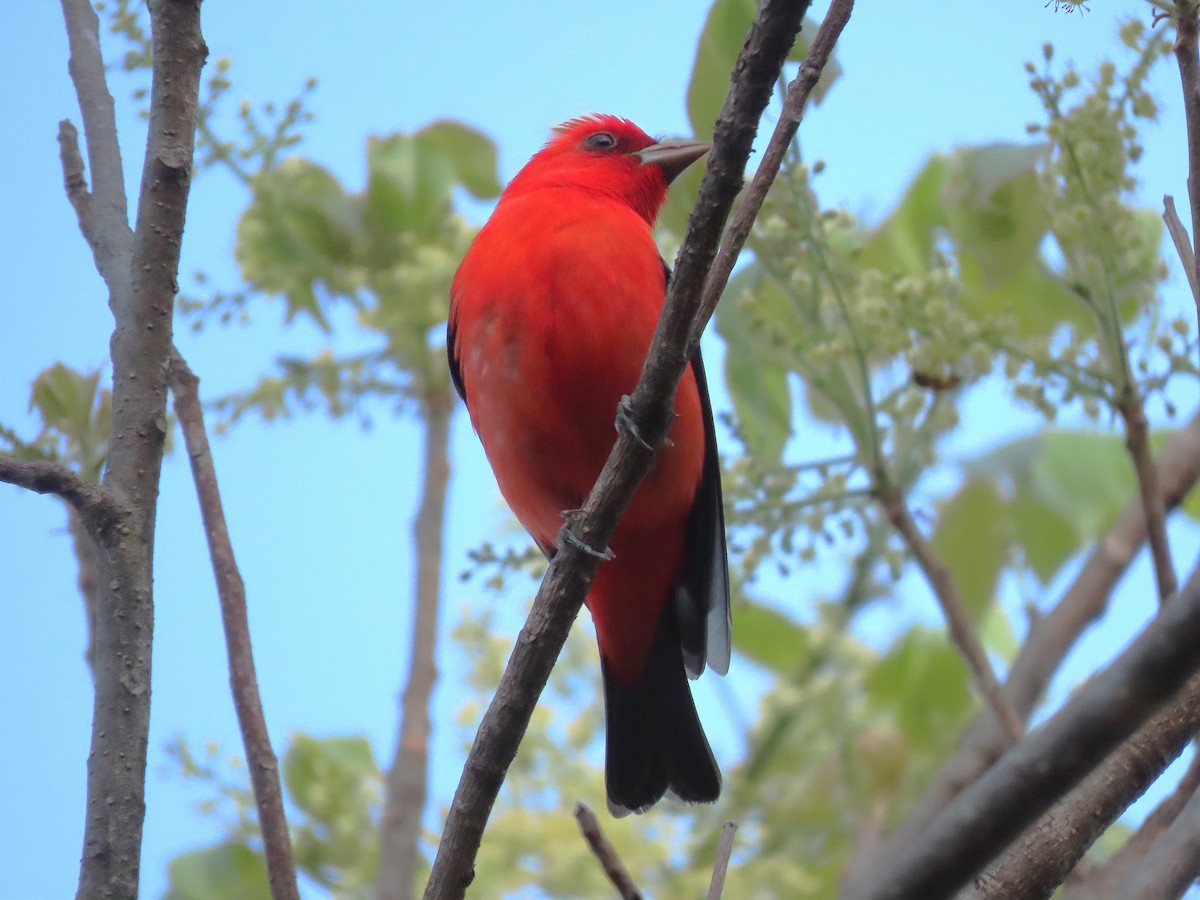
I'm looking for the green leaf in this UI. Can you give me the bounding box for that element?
[416,119,502,200]
[733,601,808,673]
[366,133,456,239]
[958,255,1092,337]
[686,3,838,135]
[942,143,1049,288]
[237,158,361,327]
[979,603,1020,663]
[958,428,1196,584]
[859,155,951,274]
[29,363,100,438]
[716,267,793,462]
[929,478,1009,622]
[283,734,378,824]
[164,842,269,900]
[866,629,973,752]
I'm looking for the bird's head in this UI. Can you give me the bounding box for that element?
[502,114,709,225]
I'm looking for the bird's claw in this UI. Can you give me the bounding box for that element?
[615,395,673,449]
[556,517,614,561]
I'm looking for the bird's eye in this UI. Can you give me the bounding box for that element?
[585,132,618,150]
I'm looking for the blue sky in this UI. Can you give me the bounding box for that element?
[2,1,1198,897]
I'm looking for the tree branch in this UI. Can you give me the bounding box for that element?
[0,456,125,542]
[59,0,132,287]
[1116,391,1177,602]
[1109,763,1200,900]
[849,410,1200,889]
[706,821,739,900]
[843,563,1200,900]
[167,348,298,900]
[421,1,835,896]
[1172,1,1200,339]
[61,0,207,895]
[574,803,643,900]
[1058,749,1200,898]
[378,385,454,900]
[1163,195,1199,309]
[961,671,1200,900]
[880,487,1024,744]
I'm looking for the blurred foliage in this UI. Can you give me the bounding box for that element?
[9,0,1197,898]
[164,735,382,900]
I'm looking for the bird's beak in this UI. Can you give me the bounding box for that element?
[635,138,710,184]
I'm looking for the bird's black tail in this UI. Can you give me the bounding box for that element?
[602,610,721,816]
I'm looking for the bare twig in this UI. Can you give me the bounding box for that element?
[961,673,1200,900]
[1172,4,1200,337]
[0,456,125,541]
[1163,195,1199,307]
[573,803,643,900]
[168,348,299,900]
[59,0,207,895]
[1116,392,1178,602]
[58,119,94,243]
[880,488,1024,743]
[378,385,454,900]
[695,0,854,340]
[59,0,132,288]
[422,2,829,896]
[844,564,1200,900]
[848,411,1200,891]
[706,821,739,900]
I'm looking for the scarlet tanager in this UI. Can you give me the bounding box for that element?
[448,114,730,815]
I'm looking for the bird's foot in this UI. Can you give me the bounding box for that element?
[556,515,615,561]
[615,395,672,449]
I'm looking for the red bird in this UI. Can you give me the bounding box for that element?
[448,114,730,815]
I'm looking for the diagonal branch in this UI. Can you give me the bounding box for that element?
[848,410,1200,890]
[1108,762,1200,899]
[961,669,1200,900]
[843,564,1200,900]
[880,487,1024,744]
[574,803,642,900]
[167,348,299,900]
[421,1,858,896]
[0,456,126,544]
[1057,750,1200,898]
[1116,390,1177,603]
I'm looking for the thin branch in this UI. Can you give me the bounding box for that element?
[962,671,1200,900]
[573,803,643,900]
[422,2,825,896]
[706,821,739,900]
[1163,195,1199,307]
[843,563,1200,900]
[59,0,132,288]
[848,410,1200,891]
[695,0,855,345]
[168,348,299,900]
[879,488,1024,744]
[1116,391,1178,602]
[0,456,125,542]
[1172,3,1200,339]
[58,119,94,244]
[378,385,454,900]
